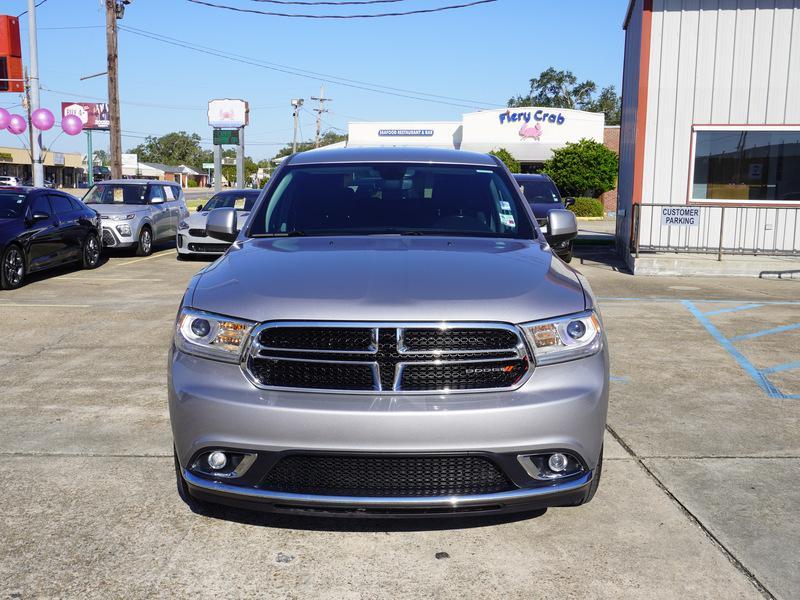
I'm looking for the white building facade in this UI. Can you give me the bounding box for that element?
[618,0,800,269]
[347,107,605,170]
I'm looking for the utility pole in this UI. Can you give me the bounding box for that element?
[105,0,126,179]
[22,68,34,166]
[26,0,44,187]
[291,98,304,154]
[310,85,332,148]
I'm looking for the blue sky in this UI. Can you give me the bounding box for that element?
[2,0,628,160]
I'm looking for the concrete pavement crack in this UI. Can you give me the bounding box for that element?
[605,425,776,600]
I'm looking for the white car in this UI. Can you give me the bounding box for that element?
[176,189,261,259]
[0,176,20,187]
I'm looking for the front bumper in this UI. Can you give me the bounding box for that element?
[176,231,231,255]
[101,225,136,248]
[169,343,608,515]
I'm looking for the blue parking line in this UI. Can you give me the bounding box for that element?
[610,375,629,383]
[598,297,800,305]
[683,300,785,398]
[762,360,800,374]
[701,303,763,316]
[730,322,800,342]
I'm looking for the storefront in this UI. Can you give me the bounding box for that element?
[0,146,83,187]
[346,107,605,172]
[618,0,800,269]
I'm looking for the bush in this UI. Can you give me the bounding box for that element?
[541,138,618,197]
[488,148,520,173]
[568,197,604,217]
[187,179,199,188]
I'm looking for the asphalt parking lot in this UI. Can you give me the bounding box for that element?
[2,246,798,599]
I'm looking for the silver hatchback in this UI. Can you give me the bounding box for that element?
[169,147,608,518]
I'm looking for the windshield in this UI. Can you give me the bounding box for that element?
[249,163,534,239]
[83,184,148,205]
[0,191,26,218]
[204,191,259,211]
[519,179,561,204]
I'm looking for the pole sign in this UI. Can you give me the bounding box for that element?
[661,206,701,227]
[61,102,110,130]
[202,162,215,170]
[213,129,240,145]
[208,99,249,128]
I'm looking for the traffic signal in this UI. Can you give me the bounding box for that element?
[0,15,23,93]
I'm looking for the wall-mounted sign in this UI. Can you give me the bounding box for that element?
[61,102,109,130]
[499,109,566,126]
[378,129,434,137]
[53,152,65,166]
[0,152,12,162]
[661,206,701,227]
[213,129,240,145]
[208,99,249,128]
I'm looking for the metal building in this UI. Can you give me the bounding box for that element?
[618,0,800,271]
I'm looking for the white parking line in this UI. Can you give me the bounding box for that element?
[60,277,163,282]
[114,251,174,267]
[0,303,91,308]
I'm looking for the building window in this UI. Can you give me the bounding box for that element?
[690,126,800,204]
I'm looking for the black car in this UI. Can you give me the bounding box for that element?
[514,174,575,262]
[0,187,102,290]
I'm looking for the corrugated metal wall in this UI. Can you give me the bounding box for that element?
[637,0,800,253]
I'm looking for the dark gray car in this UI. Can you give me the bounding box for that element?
[169,147,608,517]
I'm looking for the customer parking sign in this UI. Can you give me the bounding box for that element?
[661,206,701,227]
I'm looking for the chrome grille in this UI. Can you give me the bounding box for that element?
[243,322,531,394]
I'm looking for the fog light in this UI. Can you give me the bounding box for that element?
[207,451,227,470]
[548,452,568,472]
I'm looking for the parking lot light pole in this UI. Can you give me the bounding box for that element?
[26,0,44,187]
[86,130,93,187]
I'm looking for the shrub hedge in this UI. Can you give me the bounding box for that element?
[568,197,604,217]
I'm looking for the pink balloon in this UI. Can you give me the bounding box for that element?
[31,108,55,131]
[61,114,83,136]
[0,108,9,130]
[7,114,27,135]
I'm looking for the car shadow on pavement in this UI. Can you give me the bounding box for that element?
[192,503,547,532]
[9,254,111,289]
[572,245,631,274]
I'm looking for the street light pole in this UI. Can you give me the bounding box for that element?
[291,98,304,154]
[26,0,44,187]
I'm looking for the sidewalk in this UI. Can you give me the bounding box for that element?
[576,218,616,245]
[634,252,800,278]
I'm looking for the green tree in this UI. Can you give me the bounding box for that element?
[488,148,520,173]
[273,131,347,161]
[127,131,209,171]
[540,139,618,197]
[583,85,622,125]
[508,67,622,125]
[92,149,110,166]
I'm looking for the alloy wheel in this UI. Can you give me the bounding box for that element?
[141,229,152,254]
[4,247,24,287]
[85,236,100,266]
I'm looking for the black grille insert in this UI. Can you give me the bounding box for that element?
[247,324,529,392]
[261,454,514,497]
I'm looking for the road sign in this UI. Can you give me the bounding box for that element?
[202,162,215,170]
[213,128,240,145]
[222,157,236,166]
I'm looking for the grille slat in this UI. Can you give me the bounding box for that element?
[261,455,514,497]
[246,323,530,393]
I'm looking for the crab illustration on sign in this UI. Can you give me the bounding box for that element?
[519,121,543,141]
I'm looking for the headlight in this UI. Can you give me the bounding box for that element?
[178,220,189,230]
[175,308,255,363]
[116,224,131,236]
[520,310,603,365]
[110,213,135,221]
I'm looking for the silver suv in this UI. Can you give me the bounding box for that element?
[83,180,189,255]
[169,147,608,517]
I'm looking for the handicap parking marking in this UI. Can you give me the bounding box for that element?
[700,303,763,317]
[682,300,799,400]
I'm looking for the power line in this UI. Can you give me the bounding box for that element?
[186,0,497,19]
[17,0,51,18]
[118,25,500,108]
[248,0,412,4]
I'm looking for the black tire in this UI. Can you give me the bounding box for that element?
[81,233,101,269]
[578,445,603,505]
[561,250,573,263]
[135,226,153,256]
[174,448,209,514]
[176,252,189,261]
[1,244,26,290]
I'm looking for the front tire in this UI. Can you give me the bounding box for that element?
[1,244,26,290]
[135,226,153,256]
[81,233,101,269]
[174,449,210,514]
[577,445,603,505]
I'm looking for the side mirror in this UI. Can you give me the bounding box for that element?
[206,207,238,242]
[545,209,578,246]
[196,204,204,212]
[564,197,576,207]
[31,211,50,222]
[150,197,164,204]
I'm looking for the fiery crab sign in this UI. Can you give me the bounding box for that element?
[60,102,109,130]
[208,99,249,129]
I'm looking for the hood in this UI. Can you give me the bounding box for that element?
[529,203,563,220]
[185,210,251,228]
[190,236,585,324]
[87,203,149,216]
